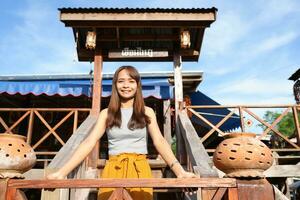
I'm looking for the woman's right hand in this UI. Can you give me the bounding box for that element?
[46,171,65,180]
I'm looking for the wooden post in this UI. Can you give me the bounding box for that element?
[87,48,103,168]
[6,188,17,200]
[91,49,103,117]
[173,53,183,115]
[292,106,300,145]
[173,53,186,163]
[163,99,172,145]
[73,110,78,134]
[238,106,245,132]
[227,188,238,200]
[76,48,102,199]
[26,110,34,144]
[235,179,274,200]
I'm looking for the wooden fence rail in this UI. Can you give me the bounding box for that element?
[0,108,91,157]
[186,104,300,149]
[7,178,237,188]
[5,178,237,200]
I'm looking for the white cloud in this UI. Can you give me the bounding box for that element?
[203,10,250,58]
[0,0,83,75]
[254,32,299,54]
[216,77,292,95]
[254,0,300,25]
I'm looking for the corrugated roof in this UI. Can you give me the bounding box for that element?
[0,71,203,93]
[58,7,217,13]
[0,71,203,81]
[58,7,217,62]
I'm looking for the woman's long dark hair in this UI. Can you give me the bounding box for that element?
[106,66,150,130]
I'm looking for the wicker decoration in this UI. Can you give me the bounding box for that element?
[0,134,36,178]
[213,132,273,178]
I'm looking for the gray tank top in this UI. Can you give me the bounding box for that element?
[106,107,148,155]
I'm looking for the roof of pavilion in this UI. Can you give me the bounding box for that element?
[58,7,217,62]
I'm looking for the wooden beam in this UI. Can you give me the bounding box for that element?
[163,99,172,145]
[26,110,34,144]
[8,178,237,189]
[187,104,300,109]
[194,29,205,53]
[258,107,291,140]
[107,188,125,200]
[5,111,30,134]
[188,108,225,137]
[206,148,300,152]
[73,110,78,134]
[97,34,179,42]
[173,53,183,115]
[23,169,44,180]
[32,110,74,149]
[78,50,199,62]
[211,188,227,200]
[0,115,12,134]
[173,53,185,163]
[200,109,236,143]
[122,188,134,200]
[81,50,102,198]
[60,12,216,22]
[292,106,300,145]
[47,115,97,168]
[238,106,245,132]
[244,107,299,148]
[116,27,120,48]
[264,165,300,177]
[168,78,203,83]
[0,108,92,111]
[63,21,212,28]
[178,110,218,177]
[43,115,97,200]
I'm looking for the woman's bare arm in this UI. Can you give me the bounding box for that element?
[47,109,108,179]
[146,107,196,178]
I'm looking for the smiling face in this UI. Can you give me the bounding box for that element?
[116,69,138,100]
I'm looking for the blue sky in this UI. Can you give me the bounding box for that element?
[0,0,299,107]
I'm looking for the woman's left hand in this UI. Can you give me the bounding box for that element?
[177,170,199,195]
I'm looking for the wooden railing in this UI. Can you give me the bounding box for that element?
[5,178,238,200]
[176,110,220,199]
[42,114,98,200]
[186,105,300,151]
[177,110,217,176]
[0,108,91,157]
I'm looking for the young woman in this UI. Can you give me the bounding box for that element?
[47,66,197,200]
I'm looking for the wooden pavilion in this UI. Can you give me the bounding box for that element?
[46,7,218,199]
[3,7,298,200]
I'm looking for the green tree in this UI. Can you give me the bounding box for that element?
[259,111,298,138]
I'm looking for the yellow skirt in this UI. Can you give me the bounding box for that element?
[98,153,153,200]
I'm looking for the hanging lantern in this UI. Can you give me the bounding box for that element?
[85,31,97,50]
[180,30,191,49]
